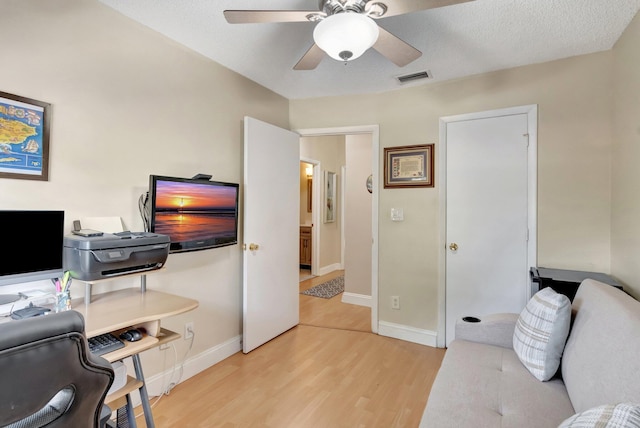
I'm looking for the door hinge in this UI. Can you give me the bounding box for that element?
[523,133,529,146]
[526,229,529,242]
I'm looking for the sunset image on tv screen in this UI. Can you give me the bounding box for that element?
[153,180,237,242]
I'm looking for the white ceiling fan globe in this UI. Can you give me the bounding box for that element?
[313,13,380,62]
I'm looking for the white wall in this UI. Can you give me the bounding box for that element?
[344,134,373,297]
[611,11,640,298]
[1,0,289,385]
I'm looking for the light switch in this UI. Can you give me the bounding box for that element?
[391,208,404,221]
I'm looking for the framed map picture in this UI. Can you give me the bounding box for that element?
[0,91,51,181]
[384,144,434,188]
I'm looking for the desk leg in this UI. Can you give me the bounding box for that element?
[125,394,137,427]
[132,354,155,428]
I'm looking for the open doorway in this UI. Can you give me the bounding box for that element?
[296,125,379,334]
[299,269,371,332]
[299,160,316,282]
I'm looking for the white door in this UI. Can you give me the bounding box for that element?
[243,116,300,353]
[444,109,535,346]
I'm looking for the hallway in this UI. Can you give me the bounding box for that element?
[299,270,371,332]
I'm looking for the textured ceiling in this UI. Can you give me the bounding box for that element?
[98,0,640,100]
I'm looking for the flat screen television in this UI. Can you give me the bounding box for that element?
[148,175,240,253]
[0,210,64,304]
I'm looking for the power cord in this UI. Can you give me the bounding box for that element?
[134,329,196,419]
[138,192,150,232]
[159,343,179,397]
[1,302,17,319]
[142,343,178,414]
[166,328,195,393]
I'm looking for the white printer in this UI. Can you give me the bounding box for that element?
[63,232,170,281]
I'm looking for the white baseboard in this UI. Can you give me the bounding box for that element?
[316,263,342,276]
[341,292,371,307]
[126,335,242,408]
[378,321,438,348]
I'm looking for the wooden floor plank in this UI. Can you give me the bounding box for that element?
[134,271,445,427]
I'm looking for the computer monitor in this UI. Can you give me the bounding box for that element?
[0,210,64,304]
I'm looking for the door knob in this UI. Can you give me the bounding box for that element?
[449,243,458,251]
[249,243,259,251]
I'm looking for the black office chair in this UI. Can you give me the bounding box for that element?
[0,310,115,428]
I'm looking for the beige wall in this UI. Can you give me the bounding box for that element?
[291,52,613,332]
[611,11,640,298]
[300,135,345,270]
[344,134,373,296]
[0,0,289,379]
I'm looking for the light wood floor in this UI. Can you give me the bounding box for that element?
[299,270,372,332]
[135,271,446,427]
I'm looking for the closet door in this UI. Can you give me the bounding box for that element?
[443,109,535,346]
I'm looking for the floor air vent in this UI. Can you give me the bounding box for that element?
[396,70,432,84]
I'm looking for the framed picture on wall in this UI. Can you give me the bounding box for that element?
[0,91,51,181]
[324,171,336,223]
[384,144,434,188]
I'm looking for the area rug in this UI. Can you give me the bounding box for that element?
[301,275,344,299]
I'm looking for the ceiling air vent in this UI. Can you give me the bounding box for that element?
[396,70,432,84]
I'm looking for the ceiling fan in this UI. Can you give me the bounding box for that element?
[224,0,474,70]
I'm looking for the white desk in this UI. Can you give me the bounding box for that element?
[72,288,198,428]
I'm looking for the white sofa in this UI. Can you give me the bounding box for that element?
[420,279,640,427]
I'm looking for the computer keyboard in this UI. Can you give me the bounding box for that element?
[88,332,125,356]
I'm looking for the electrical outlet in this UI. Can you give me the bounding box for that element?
[185,322,194,340]
[391,296,400,310]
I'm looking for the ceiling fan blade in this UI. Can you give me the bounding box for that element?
[367,0,474,19]
[293,44,325,70]
[373,27,422,67]
[224,10,322,24]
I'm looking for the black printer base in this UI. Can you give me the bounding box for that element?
[530,267,623,301]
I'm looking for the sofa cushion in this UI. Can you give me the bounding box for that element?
[561,279,640,413]
[513,287,571,381]
[558,403,640,428]
[420,340,575,428]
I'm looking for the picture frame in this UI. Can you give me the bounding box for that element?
[383,144,434,188]
[307,178,313,213]
[0,91,51,181]
[324,171,336,223]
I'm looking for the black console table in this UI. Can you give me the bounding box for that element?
[530,267,623,301]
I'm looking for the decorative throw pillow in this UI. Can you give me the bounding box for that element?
[558,403,640,428]
[513,286,571,381]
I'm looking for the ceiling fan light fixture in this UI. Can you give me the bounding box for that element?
[313,13,379,62]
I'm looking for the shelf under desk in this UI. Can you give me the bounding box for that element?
[100,327,179,363]
[106,376,144,410]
